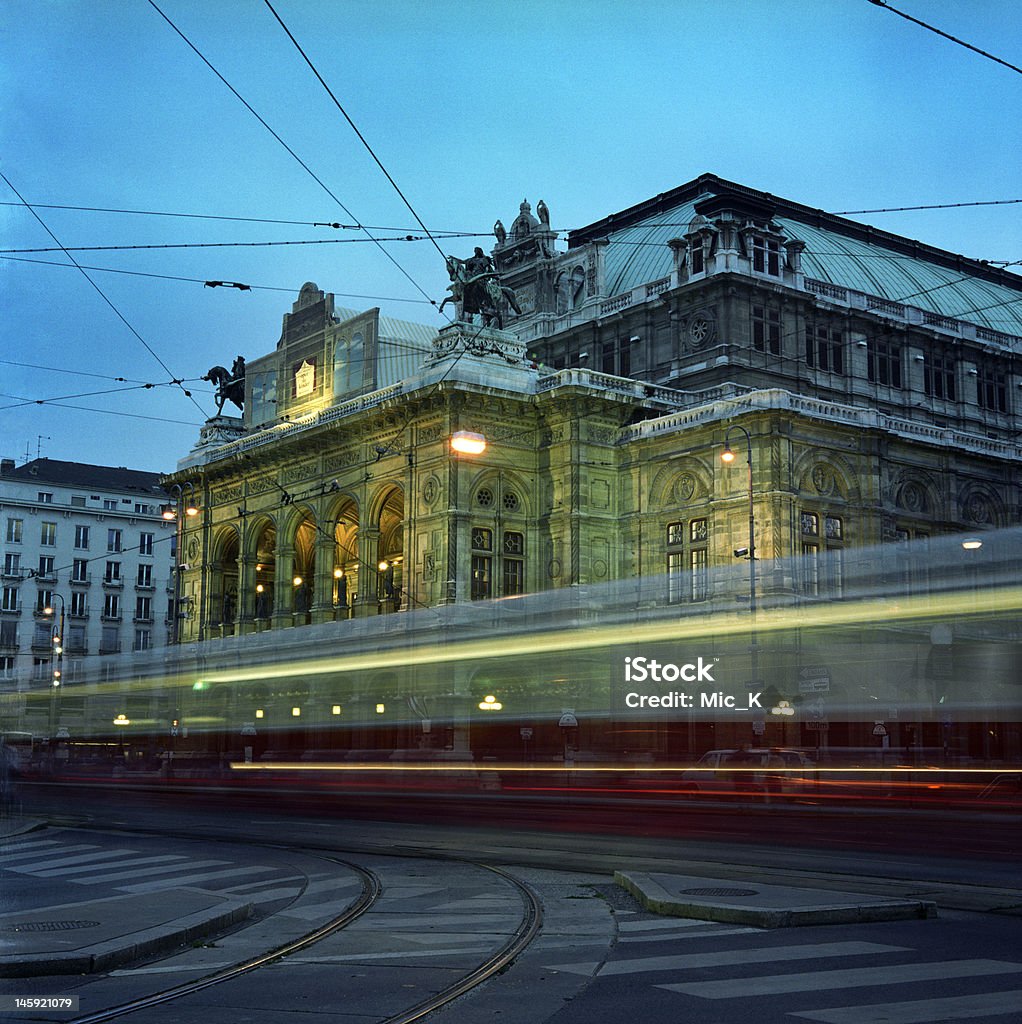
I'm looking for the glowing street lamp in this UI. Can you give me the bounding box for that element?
[450,431,487,455]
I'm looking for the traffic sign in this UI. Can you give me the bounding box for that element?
[798,665,830,693]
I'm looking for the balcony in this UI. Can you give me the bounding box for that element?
[1,568,24,581]
[1,604,23,616]
[132,616,154,625]
[134,583,156,593]
[69,610,89,621]
[102,577,124,589]
[99,641,122,654]
[70,574,93,586]
[101,614,123,623]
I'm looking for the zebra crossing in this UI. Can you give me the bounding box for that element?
[546,915,1022,1023]
[0,833,305,903]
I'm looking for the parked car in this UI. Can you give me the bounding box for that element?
[679,747,815,797]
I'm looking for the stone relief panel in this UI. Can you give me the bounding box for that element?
[213,484,243,505]
[325,450,359,471]
[283,462,315,485]
[958,486,1003,526]
[421,475,442,508]
[649,460,710,510]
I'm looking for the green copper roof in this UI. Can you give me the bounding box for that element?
[587,180,1022,338]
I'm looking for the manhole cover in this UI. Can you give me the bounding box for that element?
[680,887,759,897]
[3,920,101,933]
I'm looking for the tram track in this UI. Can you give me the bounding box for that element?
[39,821,543,1024]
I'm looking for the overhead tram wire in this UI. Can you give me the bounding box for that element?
[0,200,477,235]
[834,198,1022,215]
[0,172,210,421]
[263,0,451,272]
[146,0,440,312]
[0,392,204,427]
[0,255,436,305]
[867,1,1022,77]
[0,235,477,255]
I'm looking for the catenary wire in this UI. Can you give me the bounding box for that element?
[263,0,450,269]
[0,235,478,254]
[0,199,476,234]
[834,198,1022,215]
[0,393,204,427]
[0,254,436,304]
[0,172,211,421]
[867,0,1022,76]
[146,0,442,312]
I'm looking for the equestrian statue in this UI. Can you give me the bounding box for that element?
[439,247,521,329]
[203,355,246,415]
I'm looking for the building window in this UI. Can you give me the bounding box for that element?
[41,522,57,547]
[103,593,120,619]
[1,586,19,612]
[801,511,844,596]
[867,338,902,388]
[923,351,955,401]
[134,502,152,515]
[100,626,120,654]
[666,518,708,603]
[137,564,153,587]
[37,556,55,579]
[805,325,844,374]
[0,620,18,646]
[0,656,14,679]
[3,553,20,576]
[74,525,90,549]
[71,495,86,507]
[690,237,705,275]
[502,531,525,595]
[71,591,88,617]
[751,235,781,276]
[36,589,53,613]
[134,628,152,652]
[139,532,154,556]
[601,341,616,375]
[72,559,89,583]
[103,499,118,510]
[135,596,153,622]
[752,306,781,356]
[105,561,121,583]
[470,527,493,601]
[107,528,122,553]
[976,362,1008,413]
[37,491,53,504]
[6,519,23,544]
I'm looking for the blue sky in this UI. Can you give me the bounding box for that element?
[2,0,1019,473]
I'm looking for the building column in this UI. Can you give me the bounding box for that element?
[311,531,335,624]
[237,556,257,634]
[352,527,380,617]
[272,546,295,630]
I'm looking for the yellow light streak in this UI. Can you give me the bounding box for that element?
[202,586,1022,688]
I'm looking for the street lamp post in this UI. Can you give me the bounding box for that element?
[721,424,760,740]
[162,482,198,644]
[43,592,65,738]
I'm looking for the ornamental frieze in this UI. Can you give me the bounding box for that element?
[212,484,244,505]
[283,463,315,484]
[325,450,359,471]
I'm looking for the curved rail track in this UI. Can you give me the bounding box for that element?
[54,826,542,1024]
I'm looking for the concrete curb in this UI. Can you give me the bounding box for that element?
[614,870,937,929]
[0,891,254,978]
